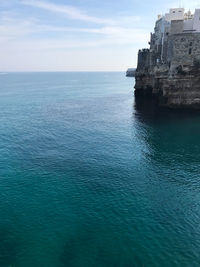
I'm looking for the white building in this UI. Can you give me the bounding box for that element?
[192,9,200,32]
[151,8,200,64]
[165,8,185,22]
[156,8,200,34]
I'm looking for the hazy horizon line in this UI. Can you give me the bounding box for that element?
[0,70,135,73]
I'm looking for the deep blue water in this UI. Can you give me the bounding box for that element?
[0,72,200,267]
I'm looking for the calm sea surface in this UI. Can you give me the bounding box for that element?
[0,72,200,267]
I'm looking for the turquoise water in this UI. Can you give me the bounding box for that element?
[0,72,200,267]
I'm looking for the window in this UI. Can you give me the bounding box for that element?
[189,48,192,55]
[173,11,175,13]
[190,42,193,46]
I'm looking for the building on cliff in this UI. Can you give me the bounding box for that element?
[135,8,200,108]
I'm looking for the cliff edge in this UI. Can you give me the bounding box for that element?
[135,8,200,108]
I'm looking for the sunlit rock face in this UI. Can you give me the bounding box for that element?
[135,8,200,108]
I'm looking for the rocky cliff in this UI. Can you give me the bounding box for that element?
[135,10,200,109]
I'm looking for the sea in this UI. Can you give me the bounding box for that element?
[0,72,200,267]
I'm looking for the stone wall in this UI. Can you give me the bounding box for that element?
[135,32,200,108]
[137,49,150,71]
[170,20,184,35]
[168,33,200,65]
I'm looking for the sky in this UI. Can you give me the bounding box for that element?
[0,0,200,72]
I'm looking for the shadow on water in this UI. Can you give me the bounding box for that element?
[134,96,200,124]
[59,229,115,267]
[0,226,21,267]
[133,96,200,184]
[59,223,135,267]
[131,97,200,266]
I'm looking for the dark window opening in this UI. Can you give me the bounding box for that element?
[190,42,193,46]
[189,48,192,54]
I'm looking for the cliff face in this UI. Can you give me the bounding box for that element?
[135,59,200,108]
[135,18,200,108]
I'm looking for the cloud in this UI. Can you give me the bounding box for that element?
[0,1,146,71]
[0,13,148,46]
[21,0,141,26]
[21,0,115,25]
[0,1,144,46]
